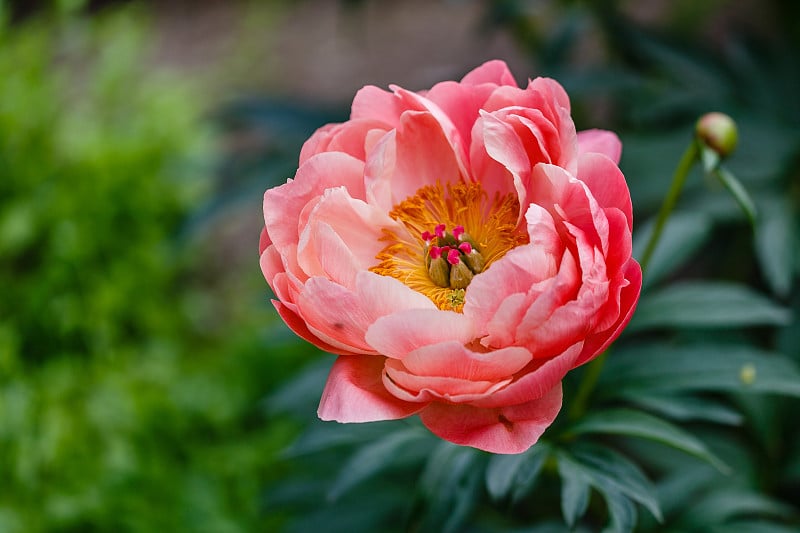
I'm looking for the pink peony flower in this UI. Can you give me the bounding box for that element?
[260,60,641,454]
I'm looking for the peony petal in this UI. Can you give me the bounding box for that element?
[363,129,397,213]
[577,129,622,164]
[479,110,533,221]
[318,355,427,422]
[400,342,532,381]
[264,152,366,250]
[419,383,563,454]
[354,270,438,317]
[259,244,283,287]
[365,309,474,359]
[299,123,337,165]
[471,342,583,408]
[388,110,466,204]
[426,80,497,159]
[259,227,271,254]
[384,357,511,400]
[464,243,561,347]
[528,77,571,116]
[300,119,389,165]
[296,277,379,354]
[461,59,518,87]
[514,222,613,358]
[468,118,516,200]
[296,271,436,355]
[577,152,633,231]
[576,259,642,366]
[351,85,404,126]
[273,300,357,355]
[529,163,609,253]
[391,86,470,175]
[511,249,580,355]
[296,186,397,285]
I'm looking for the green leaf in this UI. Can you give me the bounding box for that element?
[656,465,719,518]
[628,282,791,331]
[557,455,592,527]
[486,452,529,501]
[618,391,743,425]
[510,443,551,503]
[708,520,800,533]
[602,487,638,533]
[568,408,728,472]
[755,196,794,297]
[485,442,550,501]
[284,420,400,457]
[557,444,662,523]
[600,343,800,397]
[677,488,795,528]
[632,211,713,289]
[327,426,430,501]
[418,442,483,533]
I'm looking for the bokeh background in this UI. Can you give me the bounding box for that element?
[1,0,799,531]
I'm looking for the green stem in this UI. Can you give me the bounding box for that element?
[568,140,700,422]
[639,141,699,274]
[568,351,608,421]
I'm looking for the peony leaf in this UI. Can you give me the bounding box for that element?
[677,488,796,529]
[485,453,529,501]
[418,442,483,533]
[567,408,728,473]
[327,426,430,501]
[284,420,400,457]
[618,392,743,425]
[600,343,800,397]
[754,196,794,297]
[629,282,791,331]
[557,444,662,523]
[603,487,638,533]
[656,465,719,519]
[708,522,800,533]
[510,443,551,503]
[485,442,550,501]
[632,212,713,289]
[557,455,592,527]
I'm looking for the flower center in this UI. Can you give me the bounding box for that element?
[370,182,528,312]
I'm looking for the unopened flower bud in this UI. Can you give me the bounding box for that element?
[696,112,738,158]
[449,260,474,289]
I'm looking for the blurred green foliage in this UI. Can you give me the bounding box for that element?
[0,7,317,532]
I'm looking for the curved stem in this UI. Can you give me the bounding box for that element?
[568,351,608,421]
[639,141,699,274]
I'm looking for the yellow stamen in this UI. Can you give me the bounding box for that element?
[370,182,528,312]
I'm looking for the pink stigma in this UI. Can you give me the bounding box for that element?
[434,224,446,239]
[446,248,461,265]
[458,242,472,254]
[429,246,443,260]
[453,225,465,240]
[421,230,433,243]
